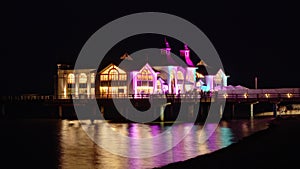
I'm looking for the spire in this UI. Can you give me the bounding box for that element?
[161,38,177,65]
[120,53,133,61]
[180,44,194,67]
[184,44,188,50]
[165,37,170,49]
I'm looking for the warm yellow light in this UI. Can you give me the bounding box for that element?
[223,94,228,98]
[63,86,67,98]
[287,93,292,98]
[196,72,205,78]
[265,93,270,98]
[244,93,248,98]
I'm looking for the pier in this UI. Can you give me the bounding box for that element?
[1,88,300,120]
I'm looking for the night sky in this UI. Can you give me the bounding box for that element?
[1,1,299,95]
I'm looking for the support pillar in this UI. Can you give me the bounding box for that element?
[1,103,5,117]
[231,103,235,119]
[160,103,171,122]
[219,104,223,118]
[160,106,164,122]
[250,104,254,119]
[273,103,277,117]
[58,105,63,119]
[188,104,194,119]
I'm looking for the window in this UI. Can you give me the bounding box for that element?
[79,73,87,83]
[67,74,75,84]
[119,74,127,81]
[137,69,153,80]
[100,75,108,81]
[118,88,124,93]
[137,74,142,80]
[109,69,118,80]
[149,81,153,86]
[79,83,87,88]
[157,80,161,89]
[177,71,184,80]
[136,68,154,94]
[142,81,147,86]
[67,84,74,88]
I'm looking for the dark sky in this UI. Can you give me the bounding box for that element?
[1,1,299,95]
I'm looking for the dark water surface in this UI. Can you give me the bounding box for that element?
[0,118,271,169]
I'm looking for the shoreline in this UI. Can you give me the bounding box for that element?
[157,115,300,169]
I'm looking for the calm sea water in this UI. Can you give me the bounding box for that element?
[0,118,271,169]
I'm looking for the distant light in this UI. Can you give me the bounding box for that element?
[244,93,248,98]
[265,93,270,98]
[287,93,293,98]
[223,94,228,98]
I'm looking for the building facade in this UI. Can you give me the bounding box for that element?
[56,40,229,98]
[57,64,96,99]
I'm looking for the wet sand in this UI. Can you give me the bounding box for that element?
[157,116,300,169]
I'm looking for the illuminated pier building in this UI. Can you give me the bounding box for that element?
[56,40,229,99]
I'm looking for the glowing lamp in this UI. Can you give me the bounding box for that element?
[223,94,228,98]
[265,93,270,98]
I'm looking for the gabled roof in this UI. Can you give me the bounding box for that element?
[215,69,229,77]
[138,63,157,75]
[99,63,126,74]
[157,69,168,81]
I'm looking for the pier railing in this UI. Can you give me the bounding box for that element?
[1,88,300,103]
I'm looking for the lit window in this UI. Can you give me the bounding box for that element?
[137,75,142,80]
[100,75,108,81]
[119,74,127,81]
[136,68,154,94]
[109,69,118,80]
[142,81,147,86]
[67,73,75,84]
[177,71,184,80]
[157,80,161,89]
[79,73,87,83]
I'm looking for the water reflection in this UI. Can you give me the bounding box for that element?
[60,119,270,169]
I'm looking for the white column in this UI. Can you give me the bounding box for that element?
[205,75,214,91]
[153,73,157,94]
[57,71,64,99]
[223,76,228,86]
[250,104,254,119]
[75,73,79,98]
[132,72,137,96]
[174,69,178,95]
[63,74,67,98]
[87,72,91,98]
